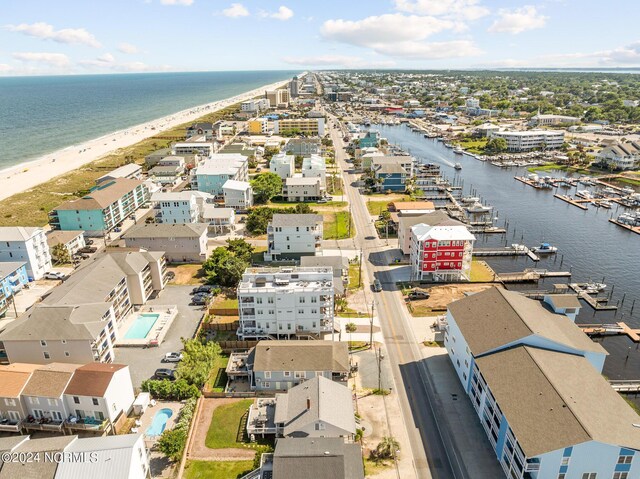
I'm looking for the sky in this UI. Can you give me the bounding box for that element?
[1,0,640,76]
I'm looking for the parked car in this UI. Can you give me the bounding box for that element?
[154,368,176,380]
[317,197,329,203]
[165,271,175,280]
[191,285,215,295]
[74,253,90,260]
[78,246,97,254]
[162,352,183,363]
[85,239,94,246]
[191,294,210,306]
[408,290,430,300]
[44,271,66,280]
[372,279,382,292]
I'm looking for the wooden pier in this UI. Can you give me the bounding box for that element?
[554,194,589,210]
[609,380,640,393]
[474,246,539,261]
[497,268,571,283]
[579,322,639,342]
[568,283,618,311]
[609,218,640,235]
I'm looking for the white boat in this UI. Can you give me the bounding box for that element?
[576,190,593,199]
[466,202,492,213]
[453,146,464,154]
[622,187,635,195]
[584,282,606,293]
[454,163,462,170]
[531,243,558,254]
[599,200,612,208]
[460,196,480,204]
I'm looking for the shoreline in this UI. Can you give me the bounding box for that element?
[0,78,290,202]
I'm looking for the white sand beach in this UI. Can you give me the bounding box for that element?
[0,79,288,202]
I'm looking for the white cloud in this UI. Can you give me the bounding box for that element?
[117,42,139,54]
[282,54,395,68]
[12,52,71,67]
[540,41,640,67]
[488,6,547,34]
[260,6,294,21]
[320,13,481,60]
[160,0,193,5]
[394,0,490,21]
[223,3,249,18]
[4,22,101,48]
[0,64,13,73]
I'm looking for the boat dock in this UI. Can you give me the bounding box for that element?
[609,218,640,235]
[568,283,619,311]
[578,322,639,342]
[474,246,539,261]
[609,380,640,393]
[554,194,589,210]
[497,268,571,283]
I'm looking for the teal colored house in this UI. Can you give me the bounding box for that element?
[0,262,28,317]
[49,178,148,236]
[359,131,380,148]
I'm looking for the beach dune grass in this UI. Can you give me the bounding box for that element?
[0,106,238,227]
[183,460,254,479]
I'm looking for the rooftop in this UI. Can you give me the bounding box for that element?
[0,363,41,398]
[285,177,321,186]
[96,164,142,183]
[250,340,349,373]
[124,223,208,239]
[271,214,323,228]
[0,261,26,278]
[151,190,212,202]
[64,363,127,397]
[0,226,42,242]
[272,438,364,479]
[448,287,606,357]
[222,179,251,191]
[411,222,475,241]
[46,230,85,248]
[54,178,144,211]
[397,211,453,229]
[22,363,80,398]
[476,345,640,457]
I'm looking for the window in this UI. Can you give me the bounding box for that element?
[268,297,274,304]
[284,371,291,377]
[299,297,305,303]
[43,352,50,360]
[314,423,326,431]
[561,457,570,466]
[264,371,271,379]
[73,396,80,404]
[558,474,566,479]
[256,298,263,304]
[311,296,317,303]
[617,455,633,465]
[582,474,597,479]
[40,340,47,347]
[294,371,306,379]
[64,351,70,357]
[4,398,15,407]
[613,474,628,479]
[92,398,99,406]
[263,382,270,389]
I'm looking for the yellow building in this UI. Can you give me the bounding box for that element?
[248,118,268,135]
[273,118,325,136]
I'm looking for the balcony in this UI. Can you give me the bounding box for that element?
[65,416,108,431]
[0,417,22,432]
[23,418,64,431]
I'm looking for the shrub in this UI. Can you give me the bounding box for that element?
[140,379,200,400]
[157,397,197,462]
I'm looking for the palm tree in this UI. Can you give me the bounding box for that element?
[374,436,400,460]
[345,322,357,348]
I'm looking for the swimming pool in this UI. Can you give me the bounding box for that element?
[124,313,159,339]
[146,408,173,437]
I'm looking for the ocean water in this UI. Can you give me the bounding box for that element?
[0,70,297,170]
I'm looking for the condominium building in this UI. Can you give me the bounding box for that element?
[172,141,215,156]
[284,138,321,157]
[273,118,325,136]
[265,89,290,108]
[0,227,52,280]
[301,154,326,188]
[265,214,323,261]
[410,221,475,281]
[282,177,325,202]
[529,114,579,126]
[242,98,270,112]
[192,153,248,196]
[270,153,296,180]
[248,118,269,135]
[0,262,28,316]
[236,267,334,340]
[96,164,142,184]
[123,223,208,263]
[46,230,86,258]
[443,288,640,479]
[597,141,640,170]
[49,179,149,236]
[222,180,253,211]
[151,190,214,224]
[490,130,565,152]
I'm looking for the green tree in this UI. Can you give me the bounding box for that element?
[485,137,507,154]
[345,322,357,346]
[202,247,248,287]
[251,172,283,204]
[157,428,187,461]
[372,436,400,460]
[246,207,276,235]
[51,244,71,264]
[176,338,223,389]
[226,238,254,263]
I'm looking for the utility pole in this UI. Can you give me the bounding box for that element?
[377,346,384,391]
[348,205,352,238]
[369,300,375,349]
[358,247,363,288]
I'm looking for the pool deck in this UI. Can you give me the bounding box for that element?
[134,400,183,444]
[116,305,179,347]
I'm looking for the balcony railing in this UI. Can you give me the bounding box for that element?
[0,418,22,432]
[65,417,108,431]
[23,418,64,431]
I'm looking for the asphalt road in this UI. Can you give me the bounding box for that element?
[325,111,467,479]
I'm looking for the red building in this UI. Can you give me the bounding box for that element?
[410,222,475,281]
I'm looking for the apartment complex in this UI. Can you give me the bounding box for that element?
[248,118,269,134]
[410,221,475,281]
[371,156,415,192]
[46,230,86,257]
[0,251,167,364]
[597,141,640,170]
[273,118,325,136]
[265,89,290,108]
[284,138,321,156]
[191,153,248,196]
[265,214,323,261]
[241,98,270,112]
[236,267,334,340]
[123,223,208,263]
[529,114,580,126]
[490,130,565,152]
[151,190,214,224]
[443,288,640,479]
[0,262,28,316]
[49,179,149,236]
[96,164,142,184]
[0,227,52,280]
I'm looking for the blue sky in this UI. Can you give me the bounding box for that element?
[1,0,640,75]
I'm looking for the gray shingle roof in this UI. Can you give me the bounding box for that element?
[54,178,144,211]
[274,376,356,437]
[21,363,80,398]
[271,214,323,228]
[273,438,364,479]
[0,227,42,242]
[251,341,349,373]
[124,223,208,239]
[0,262,26,279]
[476,345,640,457]
[448,287,605,356]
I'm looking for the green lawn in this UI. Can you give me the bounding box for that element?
[348,263,362,291]
[469,260,496,282]
[324,211,355,239]
[366,200,391,216]
[527,163,568,173]
[213,297,239,309]
[206,355,230,393]
[458,138,488,154]
[616,177,640,186]
[205,399,254,449]
[183,460,254,479]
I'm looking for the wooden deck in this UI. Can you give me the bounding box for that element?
[609,218,640,235]
[554,194,589,210]
[578,322,639,341]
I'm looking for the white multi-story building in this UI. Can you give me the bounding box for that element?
[241,98,270,112]
[282,177,325,202]
[270,153,296,180]
[172,141,215,156]
[529,114,579,126]
[301,154,327,188]
[597,141,640,170]
[151,190,214,224]
[192,154,248,196]
[490,130,565,152]
[222,180,253,211]
[264,214,323,261]
[466,97,480,108]
[237,267,334,340]
[0,227,52,280]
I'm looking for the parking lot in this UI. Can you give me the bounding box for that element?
[113,284,205,387]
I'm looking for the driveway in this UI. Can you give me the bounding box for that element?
[114,284,205,387]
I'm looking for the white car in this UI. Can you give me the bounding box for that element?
[163,352,183,363]
[44,272,66,280]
